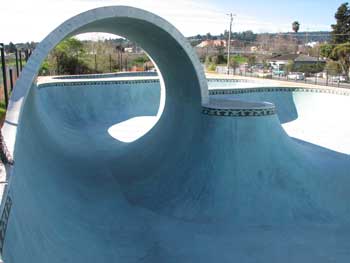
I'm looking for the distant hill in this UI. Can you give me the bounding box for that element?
[188,31,331,45]
[267,31,331,43]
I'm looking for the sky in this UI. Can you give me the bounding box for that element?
[1,0,346,43]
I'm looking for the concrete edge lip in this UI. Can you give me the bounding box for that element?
[201,99,276,117]
[203,98,275,110]
[36,76,160,87]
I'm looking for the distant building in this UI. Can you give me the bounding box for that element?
[196,40,226,48]
[305,41,319,48]
[124,46,143,53]
[124,47,134,53]
[250,46,258,52]
[196,39,247,51]
[143,61,154,70]
[268,54,325,70]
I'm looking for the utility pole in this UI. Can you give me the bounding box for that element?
[305,28,310,55]
[226,13,235,75]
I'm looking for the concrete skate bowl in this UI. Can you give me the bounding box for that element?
[2,72,350,262]
[1,6,350,263]
[209,80,350,154]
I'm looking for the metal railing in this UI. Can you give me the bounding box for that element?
[0,43,30,108]
[215,66,350,90]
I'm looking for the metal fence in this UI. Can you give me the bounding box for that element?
[0,44,29,108]
[215,65,350,90]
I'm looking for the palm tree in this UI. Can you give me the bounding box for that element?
[292,21,300,33]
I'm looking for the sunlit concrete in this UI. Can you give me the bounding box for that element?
[222,88,350,154]
[108,116,158,143]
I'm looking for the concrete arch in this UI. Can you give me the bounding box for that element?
[3,6,208,154]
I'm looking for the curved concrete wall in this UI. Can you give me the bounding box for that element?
[3,5,208,155]
[1,7,210,262]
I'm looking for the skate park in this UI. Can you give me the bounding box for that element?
[0,5,350,263]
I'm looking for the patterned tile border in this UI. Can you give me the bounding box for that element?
[0,195,12,254]
[37,77,246,88]
[209,86,350,96]
[207,78,250,83]
[52,71,158,80]
[37,79,160,89]
[202,107,276,117]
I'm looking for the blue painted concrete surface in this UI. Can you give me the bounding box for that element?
[2,78,350,262]
[1,5,350,263]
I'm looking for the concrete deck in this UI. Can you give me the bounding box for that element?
[206,72,350,92]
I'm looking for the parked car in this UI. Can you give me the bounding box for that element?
[287,72,305,81]
[331,75,347,82]
[273,70,285,76]
[257,72,272,78]
[315,72,325,78]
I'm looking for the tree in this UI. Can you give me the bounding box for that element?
[207,63,217,72]
[247,56,256,67]
[331,3,350,44]
[294,63,325,75]
[131,55,150,66]
[52,38,89,75]
[292,21,300,33]
[205,56,212,66]
[39,60,50,76]
[331,42,350,79]
[55,38,85,57]
[325,60,342,75]
[309,44,321,58]
[29,41,37,49]
[229,58,239,74]
[273,34,297,53]
[262,59,270,70]
[195,34,202,40]
[320,43,335,58]
[286,60,295,73]
[206,33,212,40]
[8,42,16,53]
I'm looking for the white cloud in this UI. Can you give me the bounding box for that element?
[2,0,330,43]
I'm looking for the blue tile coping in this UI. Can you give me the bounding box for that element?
[202,98,276,117]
